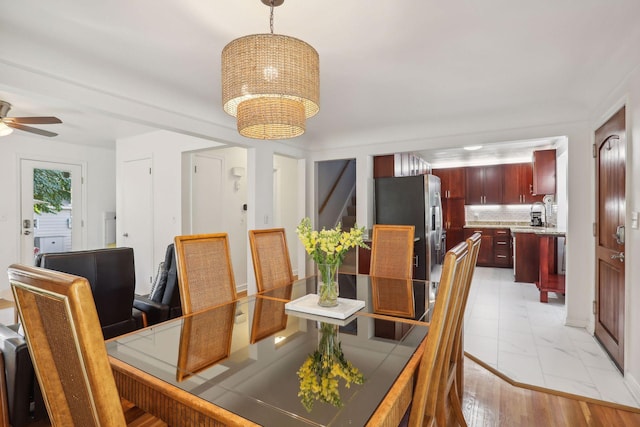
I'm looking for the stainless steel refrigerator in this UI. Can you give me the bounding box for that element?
[374,174,444,282]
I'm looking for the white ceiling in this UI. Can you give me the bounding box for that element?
[420,136,566,168]
[1,1,640,157]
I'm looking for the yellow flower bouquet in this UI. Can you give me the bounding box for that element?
[296,217,369,306]
[297,322,365,411]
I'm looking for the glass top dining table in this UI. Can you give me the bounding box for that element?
[107,274,434,426]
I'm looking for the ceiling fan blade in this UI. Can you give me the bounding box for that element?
[7,122,58,137]
[4,116,62,124]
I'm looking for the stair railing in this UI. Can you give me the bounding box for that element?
[334,184,356,228]
[318,159,354,215]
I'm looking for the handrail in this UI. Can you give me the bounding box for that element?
[319,159,354,215]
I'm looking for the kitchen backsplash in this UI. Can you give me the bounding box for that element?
[465,203,558,226]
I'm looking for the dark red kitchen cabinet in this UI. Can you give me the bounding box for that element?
[503,163,544,204]
[433,167,465,199]
[465,165,503,205]
[532,149,556,195]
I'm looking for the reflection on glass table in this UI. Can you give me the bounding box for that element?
[250,293,290,344]
[107,277,429,426]
[176,301,236,381]
[370,276,416,319]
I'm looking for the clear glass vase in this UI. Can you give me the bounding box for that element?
[317,262,339,307]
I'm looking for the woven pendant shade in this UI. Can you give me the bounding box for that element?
[237,97,306,139]
[222,33,319,140]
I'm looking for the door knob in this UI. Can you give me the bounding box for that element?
[122,233,129,237]
[610,252,624,262]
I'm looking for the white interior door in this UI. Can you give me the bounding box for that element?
[20,159,83,265]
[191,154,223,233]
[122,158,153,294]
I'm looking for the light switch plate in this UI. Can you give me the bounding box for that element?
[632,211,639,229]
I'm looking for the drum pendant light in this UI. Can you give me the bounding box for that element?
[222,0,319,139]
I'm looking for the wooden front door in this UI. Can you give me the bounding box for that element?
[594,106,626,372]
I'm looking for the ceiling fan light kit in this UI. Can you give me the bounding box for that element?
[0,122,13,136]
[0,100,62,138]
[221,0,319,140]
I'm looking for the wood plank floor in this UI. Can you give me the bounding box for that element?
[24,353,640,426]
[462,354,640,426]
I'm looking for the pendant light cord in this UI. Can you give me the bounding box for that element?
[269,1,275,34]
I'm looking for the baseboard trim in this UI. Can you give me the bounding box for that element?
[564,316,588,328]
[464,351,640,413]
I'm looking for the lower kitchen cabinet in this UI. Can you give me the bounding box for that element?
[465,228,493,266]
[514,232,539,283]
[445,229,465,251]
[493,228,512,267]
[442,198,465,251]
[464,227,512,268]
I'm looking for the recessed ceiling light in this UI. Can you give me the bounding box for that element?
[464,145,482,151]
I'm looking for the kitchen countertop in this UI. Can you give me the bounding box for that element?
[511,227,566,237]
[464,222,566,236]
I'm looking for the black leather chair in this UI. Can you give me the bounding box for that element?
[0,324,47,426]
[1,247,143,426]
[133,244,182,325]
[36,247,143,339]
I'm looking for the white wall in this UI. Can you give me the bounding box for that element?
[191,146,249,288]
[274,154,300,277]
[0,134,115,293]
[116,130,225,290]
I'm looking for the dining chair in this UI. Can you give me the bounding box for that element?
[434,232,482,426]
[408,240,468,427]
[369,224,415,279]
[455,234,482,397]
[248,228,294,293]
[174,233,238,315]
[8,263,166,427]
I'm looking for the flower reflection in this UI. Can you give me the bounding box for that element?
[297,322,364,411]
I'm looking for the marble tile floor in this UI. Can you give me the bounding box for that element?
[464,266,640,408]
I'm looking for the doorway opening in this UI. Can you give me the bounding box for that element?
[316,158,357,274]
[20,159,83,265]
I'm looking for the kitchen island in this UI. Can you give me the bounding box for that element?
[463,224,566,299]
[534,230,566,302]
[510,227,566,302]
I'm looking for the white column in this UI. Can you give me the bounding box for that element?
[246,146,274,294]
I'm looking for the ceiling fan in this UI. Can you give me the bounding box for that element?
[0,100,62,137]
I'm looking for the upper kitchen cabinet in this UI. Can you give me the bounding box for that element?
[433,167,466,250]
[503,163,544,204]
[432,167,465,199]
[373,155,395,178]
[532,149,556,195]
[465,165,503,204]
[373,153,430,178]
